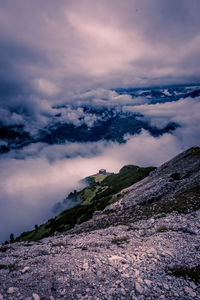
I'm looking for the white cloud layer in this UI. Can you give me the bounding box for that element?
[123,96,200,147]
[0,127,194,242]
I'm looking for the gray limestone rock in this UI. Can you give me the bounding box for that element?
[7,287,18,294]
[184,286,197,298]
[32,293,40,300]
[135,282,144,295]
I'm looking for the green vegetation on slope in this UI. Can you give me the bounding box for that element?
[74,185,200,234]
[16,165,155,242]
[169,264,200,284]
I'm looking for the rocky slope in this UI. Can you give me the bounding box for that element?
[16,165,155,242]
[0,146,200,300]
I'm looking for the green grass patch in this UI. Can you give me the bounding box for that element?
[169,265,200,283]
[111,237,130,246]
[75,184,200,234]
[156,225,169,232]
[0,246,13,253]
[52,242,65,247]
[102,209,116,215]
[0,264,16,271]
[81,188,96,205]
[91,174,108,183]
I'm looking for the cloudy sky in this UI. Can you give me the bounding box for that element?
[0,0,200,242]
[1,0,200,106]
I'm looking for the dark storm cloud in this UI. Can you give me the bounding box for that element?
[0,0,199,108]
[0,36,51,129]
[0,40,31,104]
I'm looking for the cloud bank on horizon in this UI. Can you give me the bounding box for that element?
[0,0,200,135]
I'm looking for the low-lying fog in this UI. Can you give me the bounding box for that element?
[0,122,198,242]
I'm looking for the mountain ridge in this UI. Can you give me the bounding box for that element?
[15,164,155,242]
[0,146,200,300]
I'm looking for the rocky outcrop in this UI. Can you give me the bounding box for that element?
[0,147,199,299]
[70,146,200,234]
